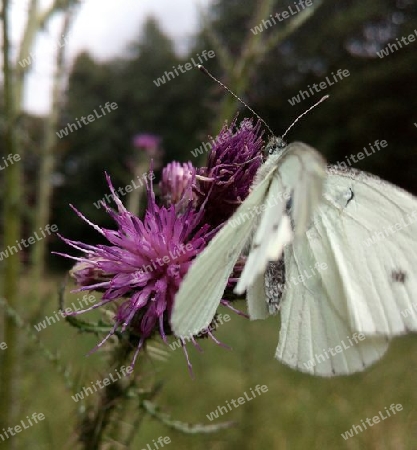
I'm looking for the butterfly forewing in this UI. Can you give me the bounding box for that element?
[171,165,277,337]
[235,142,327,295]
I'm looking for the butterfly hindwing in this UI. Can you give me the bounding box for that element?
[246,273,270,320]
[276,231,390,376]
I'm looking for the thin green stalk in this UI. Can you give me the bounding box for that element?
[30,6,76,293]
[0,0,22,444]
[77,341,136,449]
[205,0,323,133]
[0,297,75,392]
[14,0,39,113]
[126,160,148,217]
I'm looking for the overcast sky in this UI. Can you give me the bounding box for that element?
[10,0,211,115]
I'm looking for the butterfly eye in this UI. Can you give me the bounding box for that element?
[276,137,287,150]
[265,136,287,157]
[263,142,274,157]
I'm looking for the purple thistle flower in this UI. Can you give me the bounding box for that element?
[56,173,215,370]
[195,118,264,227]
[69,256,112,289]
[56,118,264,374]
[159,161,196,211]
[132,133,161,150]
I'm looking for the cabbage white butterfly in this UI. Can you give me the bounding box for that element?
[171,68,417,376]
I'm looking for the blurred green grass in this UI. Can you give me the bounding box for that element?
[14,280,417,449]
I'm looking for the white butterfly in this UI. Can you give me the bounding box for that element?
[171,130,417,376]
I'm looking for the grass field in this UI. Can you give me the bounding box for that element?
[10,281,417,450]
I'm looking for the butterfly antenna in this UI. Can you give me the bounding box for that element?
[197,64,275,136]
[281,95,329,140]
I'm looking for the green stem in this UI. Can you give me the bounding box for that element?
[0,1,22,444]
[126,160,148,217]
[208,0,323,133]
[77,341,135,449]
[0,297,75,392]
[14,0,39,113]
[30,5,76,294]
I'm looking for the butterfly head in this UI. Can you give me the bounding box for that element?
[264,136,287,157]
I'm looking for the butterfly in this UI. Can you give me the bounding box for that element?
[171,130,417,376]
[171,70,417,376]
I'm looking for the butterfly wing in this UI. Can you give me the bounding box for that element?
[171,166,277,337]
[235,142,326,295]
[276,232,390,376]
[316,169,417,335]
[246,273,270,320]
[276,168,417,375]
